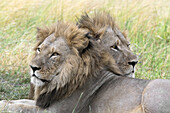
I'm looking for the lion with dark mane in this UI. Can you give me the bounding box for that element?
[0,12,170,113]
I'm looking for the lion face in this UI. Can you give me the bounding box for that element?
[99,27,138,77]
[78,12,138,78]
[29,22,89,90]
[30,34,71,87]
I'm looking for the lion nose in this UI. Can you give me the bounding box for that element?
[128,61,138,67]
[30,65,41,72]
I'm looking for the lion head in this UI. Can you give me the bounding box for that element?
[78,12,138,78]
[29,21,122,108]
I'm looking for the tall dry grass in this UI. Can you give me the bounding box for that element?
[0,0,169,99]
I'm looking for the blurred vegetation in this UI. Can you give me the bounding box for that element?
[0,0,169,100]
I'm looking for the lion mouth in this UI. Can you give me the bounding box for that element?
[124,70,134,76]
[32,74,50,83]
[123,71,135,78]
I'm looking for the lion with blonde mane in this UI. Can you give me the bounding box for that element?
[29,21,121,108]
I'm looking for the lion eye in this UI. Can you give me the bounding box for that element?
[110,45,119,51]
[50,52,60,58]
[37,48,41,54]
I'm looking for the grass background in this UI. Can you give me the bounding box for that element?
[0,0,169,100]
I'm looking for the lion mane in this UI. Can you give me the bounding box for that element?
[78,12,128,40]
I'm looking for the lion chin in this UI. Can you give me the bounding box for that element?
[31,77,45,87]
[126,73,135,78]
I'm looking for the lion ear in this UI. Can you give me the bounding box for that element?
[36,25,56,41]
[36,26,50,41]
[72,33,89,53]
[95,26,111,41]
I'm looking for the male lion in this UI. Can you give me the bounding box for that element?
[29,21,122,108]
[1,14,170,113]
[78,12,138,78]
